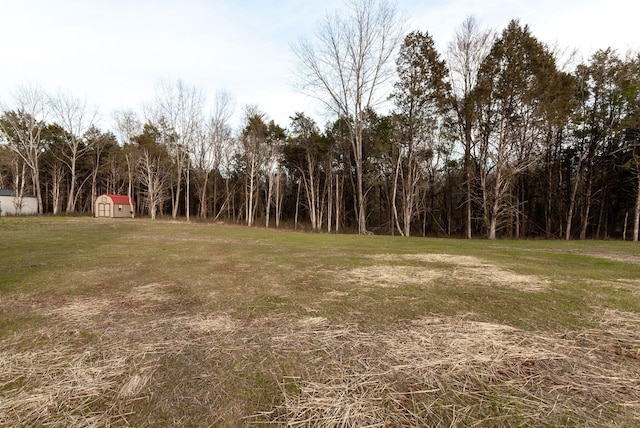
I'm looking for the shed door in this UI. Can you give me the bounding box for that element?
[98,203,111,217]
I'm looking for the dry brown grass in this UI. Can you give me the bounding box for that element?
[3,283,640,426]
[584,252,640,266]
[347,265,442,288]
[361,253,549,292]
[181,314,238,333]
[0,329,155,427]
[253,312,640,426]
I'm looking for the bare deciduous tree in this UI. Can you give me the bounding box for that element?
[287,112,326,231]
[145,79,205,219]
[0,85,49,213]
[114,109,143,215]
[293,0,404,234]
[48,91,98,213]
[193,90,234,219]
[240,105,267,227]
[264,124,285,229]
[447,16,494,238]
[113,109,143,146]
[137,146,170,220]
[85,126,116,214]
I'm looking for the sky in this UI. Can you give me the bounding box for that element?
[0,0,636,133]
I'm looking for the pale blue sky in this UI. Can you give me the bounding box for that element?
[0,0,636,131]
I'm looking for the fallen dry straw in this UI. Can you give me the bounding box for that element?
[360,253,549,292]
[4,294,640,426]
[0,329,155,427]
[254,313,640,426]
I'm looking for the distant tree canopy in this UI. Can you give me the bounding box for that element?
[1,9,639,240]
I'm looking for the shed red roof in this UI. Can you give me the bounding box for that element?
[103,194,135,205]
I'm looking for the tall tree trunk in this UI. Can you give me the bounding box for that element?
[391,149,404,236]
[185,165,190,222]
[265,172,273,228]
[545,145,554,239]
[327,170,333,233]
[565,154,586,240]
[580,170,593,240]
[51,162,63,215]
[66,156,77,213]
[172,164,182,219]
[515,190,520,239]
[488,168,502,240]
[294,179,301,230]
[275,169,282,228]
[199,171,209,218]
[354,134,367,235]
[32,167,43,214]
[247,160,256,227]
[335,173,341,233]
[464,126,473,239]
[634,172,640,242]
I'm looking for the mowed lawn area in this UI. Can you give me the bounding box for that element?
[1,217,640,426]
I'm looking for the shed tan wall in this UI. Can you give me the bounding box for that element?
[112,202,134,218]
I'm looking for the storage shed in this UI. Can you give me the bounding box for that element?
[0,189,38,216]
[95,194,135,218]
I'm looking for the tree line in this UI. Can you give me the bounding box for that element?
[1,4,639,240]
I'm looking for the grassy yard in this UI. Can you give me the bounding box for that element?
[1,217,640,426]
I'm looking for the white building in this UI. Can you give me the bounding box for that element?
[0,190,38,216]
